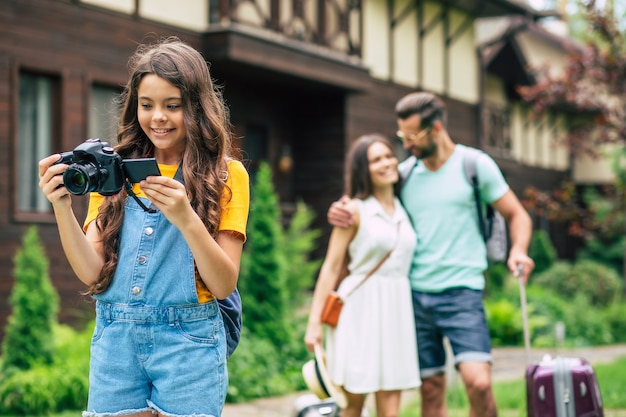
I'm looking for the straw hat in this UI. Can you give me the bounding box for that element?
[302,344,348,409]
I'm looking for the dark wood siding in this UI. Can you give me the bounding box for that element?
[0,0,201,338]
[0,0,573,343]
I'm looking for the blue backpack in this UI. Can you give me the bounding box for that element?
[219,289,243,359]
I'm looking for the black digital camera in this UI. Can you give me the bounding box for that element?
[54,138,161,196]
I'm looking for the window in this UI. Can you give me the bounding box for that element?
[483,104,511,156]
[90,84,121,145]
[17,72,58,213]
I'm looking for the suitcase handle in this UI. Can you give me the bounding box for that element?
[518,264,531,365]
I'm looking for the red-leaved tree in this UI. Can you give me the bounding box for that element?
[519,0,626,276]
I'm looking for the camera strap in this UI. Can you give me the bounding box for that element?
[124,179,157,213]
[123,163,184,213]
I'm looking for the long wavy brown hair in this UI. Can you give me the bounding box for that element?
[87,37,233,295]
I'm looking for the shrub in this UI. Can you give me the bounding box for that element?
[0,366,58,415]
[283,199,323,308]
[485,299,523,346]
[230,163,321,402]
[577,235,625,277]
[0,226,92,413]
[226,327,306,403]
[571,259,622,305]
[0,323,91,414]
[524,284,613,347]
[484,263,509,297]
[604,302,626,343]
[563,294,613,346]
[528,229,557,274]
[239,162,292,348]
[2,226,59,372]
[531,259,622,306]
[523,285,568,347]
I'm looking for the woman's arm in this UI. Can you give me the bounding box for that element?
[304,199,359,352]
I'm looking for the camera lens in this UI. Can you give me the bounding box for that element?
[63,163,100,195]
[69,171,86,188]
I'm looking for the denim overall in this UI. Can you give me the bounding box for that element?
[84,196,227,417]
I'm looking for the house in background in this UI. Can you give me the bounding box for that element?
[477,13,611,259]
[1,0,563,338]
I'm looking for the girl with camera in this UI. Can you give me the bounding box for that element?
[38,38,249,417]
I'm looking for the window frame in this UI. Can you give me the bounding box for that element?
[12,67,63,223]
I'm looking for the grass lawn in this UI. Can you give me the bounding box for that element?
[10,356,626,417]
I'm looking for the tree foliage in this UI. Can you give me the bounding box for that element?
[2,226,59,372]
[238,162,291,347]
[520,2,626,276]
[528,229,558,274]
[282,199,322,308]
[228,163,322,402]
[520,1,626,157]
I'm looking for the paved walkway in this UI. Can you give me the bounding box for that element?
[222,344,626,417]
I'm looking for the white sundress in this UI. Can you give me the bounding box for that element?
[326,196,421,393]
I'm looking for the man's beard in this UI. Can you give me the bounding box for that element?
[412,143,437,159]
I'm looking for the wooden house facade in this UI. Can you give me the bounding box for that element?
[0,0,568,336]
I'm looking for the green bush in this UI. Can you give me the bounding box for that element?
[485,299,523,346]
[226,327,307,403]
[2,226,59,372]
[528,229,557,274]
[577,236,625,278]
[283,199,323,308]
[484,263,509,297]
[0,226,92,414]
[486,262,623,349]
[523,285,569,347]
[0,364,89,415]
[50,323,91,409]
[230,162,321,402]
[239,162,292,348]
[604,302,626,343]
[0,323,91,414]
[531,259,622,306]
[0,367,58,415]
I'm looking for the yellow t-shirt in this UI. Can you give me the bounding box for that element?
[83,160,250,302]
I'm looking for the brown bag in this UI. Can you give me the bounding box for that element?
[320,291,344,327]
[319,232,397,327]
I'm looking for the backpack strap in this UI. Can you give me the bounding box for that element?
[399,155,418,184]
[460,146,494,243]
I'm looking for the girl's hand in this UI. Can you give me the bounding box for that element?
[38,154,72,207]
[139,176,196,228]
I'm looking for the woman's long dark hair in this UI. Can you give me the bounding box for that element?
[87,37,233,295]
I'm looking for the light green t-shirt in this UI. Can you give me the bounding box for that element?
[399,145,509,293]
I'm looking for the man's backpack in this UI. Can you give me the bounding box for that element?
[399,147,508,263]
[460,147,508,263]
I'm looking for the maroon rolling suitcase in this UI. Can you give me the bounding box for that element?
[519,268,604,417]
[526,356,604,417]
